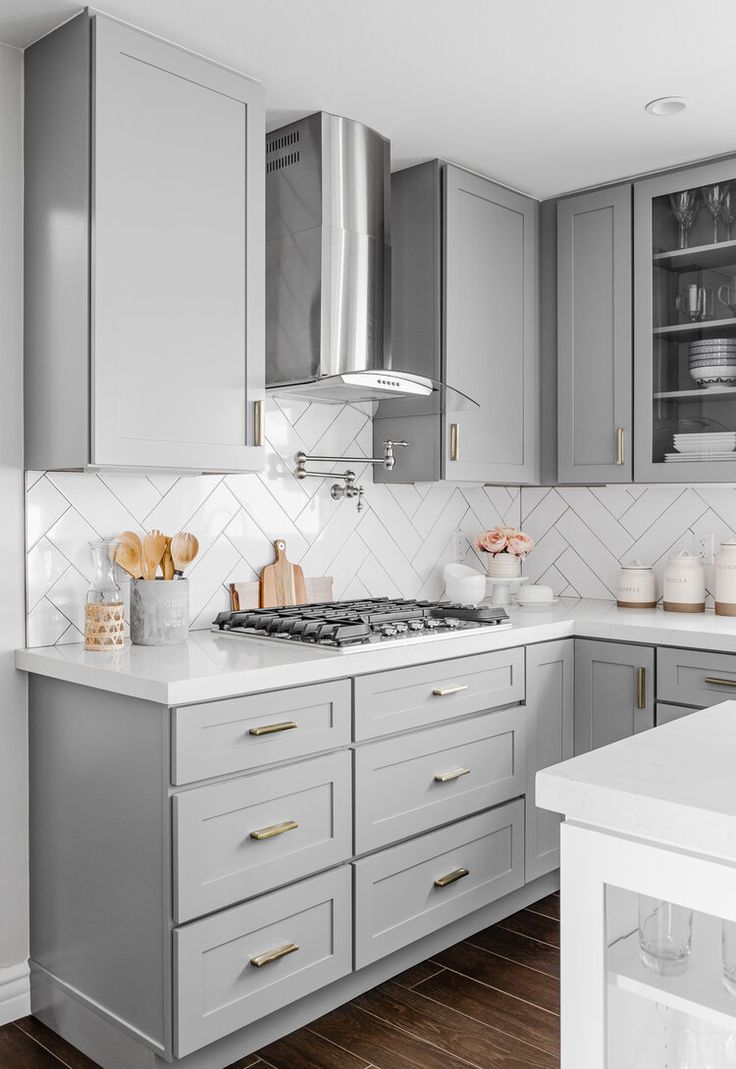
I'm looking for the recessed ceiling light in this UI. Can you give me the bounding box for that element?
[645,96,691,117]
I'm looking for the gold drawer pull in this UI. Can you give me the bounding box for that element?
[704,677,736,688]
[432,684,468,697]
[250,942,299,968]
[434,867,469,888]
[450,422,459,462]
[250,819,299,841]
[434,767,471,783]
[636,667,646,710]
[249,721,298,736]
[254,399,265,447]
[616,427,625,465]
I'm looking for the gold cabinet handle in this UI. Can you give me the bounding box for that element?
[434,867,469,888]
[636,667,646,709]
[250,942,299,968]
[434,767,471,783]
[250,819,299,841]
[704,677,736,688]
[450,422,459,462]
[249,721,298,736]
[254,399,265,447]
[432,684,468,697]
[616,427,625,465]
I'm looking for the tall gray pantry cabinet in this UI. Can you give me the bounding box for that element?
[24,12,265,473]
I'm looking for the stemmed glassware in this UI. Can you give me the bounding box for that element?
[703,184,730,244]
[670,190,700,249]
[722,189,736,242]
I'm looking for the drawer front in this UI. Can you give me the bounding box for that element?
[658,647,736,708]
[353,648,525,740]
[354,801,524,968]
[172,679,351,785]
[174,866,351,1057]
[354,707,525,853]
[657,701,700,726]
[173,751,352,922]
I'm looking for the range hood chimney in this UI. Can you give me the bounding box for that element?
[265,112,475,410]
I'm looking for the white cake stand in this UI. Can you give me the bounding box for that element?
[488,575,528,606]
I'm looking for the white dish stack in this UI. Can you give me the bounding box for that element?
[665,431,736,462]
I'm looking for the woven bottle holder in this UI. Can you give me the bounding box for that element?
[84,603,125,651]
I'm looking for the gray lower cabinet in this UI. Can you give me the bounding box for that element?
[525,640,574,881]
[24,11,265,472]
[557,185,633,482]
[574,639,654,754]
[657,646,736,708]
[657,701,699,725]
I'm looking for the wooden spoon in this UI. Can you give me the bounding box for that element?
[170,532,199,578]
[142,529,167,580]
[162,538,174,581]
[115,531,145,579]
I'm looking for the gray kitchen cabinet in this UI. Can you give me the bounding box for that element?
[525,639,574,882]
[24,12,265,473]
[574,639,654,754]
[557,185,633,482]
[657,646,736,708]
[374,160,539,484]
[657,702,698,726]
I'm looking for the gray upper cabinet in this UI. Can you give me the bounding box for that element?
[557,185,633,482]
[574,639,654,755]
[25,12,265,473]
[374,160,539,484]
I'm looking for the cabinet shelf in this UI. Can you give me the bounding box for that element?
[653,386,736,400]
[654,239,736,272]
[654,317,736,339]
[608,914,736,1031]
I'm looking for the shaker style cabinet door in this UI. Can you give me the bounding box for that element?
[443,166,540,483]
[574,639,654,755]
[557,185,633,482]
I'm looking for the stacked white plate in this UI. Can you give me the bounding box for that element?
[666,431,736,462]
[689,339,736,387]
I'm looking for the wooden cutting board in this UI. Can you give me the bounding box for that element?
[259,540,308,608]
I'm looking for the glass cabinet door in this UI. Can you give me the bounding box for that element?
[635,158,736,481]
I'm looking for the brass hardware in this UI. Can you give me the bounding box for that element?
[450,423,459,462]
[250,820,299,841]
[254,400,265,447]
[434,767,471,783]
[704,677,736,688]
[636,666,646,709]
[434,867,470,888]
[250,942,299,968]
[432,684,468,697]
[249,720,298,737]
[616,427,625,465]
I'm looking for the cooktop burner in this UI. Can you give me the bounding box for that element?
[212,597,511,651]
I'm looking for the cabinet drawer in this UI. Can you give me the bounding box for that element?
[658,648,736,708]
[172,679,351,785]
[354,801,524,968]
[354,707,525,853]
[174,866,351,1057]
[656,701,700,726]
[353,648,524,740]
[173,752,352,922]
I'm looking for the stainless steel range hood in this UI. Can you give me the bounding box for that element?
[265,112,476,411]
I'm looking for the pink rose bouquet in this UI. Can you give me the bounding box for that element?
[474,526,535,558]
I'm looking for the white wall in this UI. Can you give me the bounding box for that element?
[0,40,29,1019]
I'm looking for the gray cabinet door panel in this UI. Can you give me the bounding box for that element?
[353,648,525,740]
[92,16,264,471]
[173,752,352,922]
[354,707,526,853]
[658,646,736,708]
[574,639,654,754]
[557,185,632,482]
[525,639,574,882]
[172,679,351,785]
[657,701,700,726]
[443,166,539,483]
[174,866,351,1057]
[353,801,524,968]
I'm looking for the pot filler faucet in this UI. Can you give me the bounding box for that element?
[295,440,408,511]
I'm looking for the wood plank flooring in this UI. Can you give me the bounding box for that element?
[0,894,560,1069]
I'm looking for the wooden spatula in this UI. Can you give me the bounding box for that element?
[170,532,199,577]
[143,529,167,580]
[259,540,307,608]
[115,531,145,579]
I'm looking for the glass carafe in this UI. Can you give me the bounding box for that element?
[84,540,125,651]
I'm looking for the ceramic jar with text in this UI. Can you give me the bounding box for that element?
[616,561,657,609]
[662,550,706,613]
[715,540,736,616]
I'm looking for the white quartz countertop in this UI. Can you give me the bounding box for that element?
[537,700,736,862]
[16,597,736,706]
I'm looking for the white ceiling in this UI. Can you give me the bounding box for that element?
[2,0,734,198]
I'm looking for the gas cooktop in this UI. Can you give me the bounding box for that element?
[212,597,510,651]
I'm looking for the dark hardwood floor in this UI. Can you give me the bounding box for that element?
[0,893,560,1069]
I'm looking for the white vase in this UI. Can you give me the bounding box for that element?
[487,552,521,578]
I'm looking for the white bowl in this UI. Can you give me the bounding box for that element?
[517,584,554,603]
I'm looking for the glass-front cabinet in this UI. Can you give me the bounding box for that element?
[635,158,736,481]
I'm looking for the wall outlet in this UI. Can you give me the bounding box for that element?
[453,529,467,561]
[694,532,714,564]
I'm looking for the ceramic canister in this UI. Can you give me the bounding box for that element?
[715,540,736,616]
[662,550,706,613]
[616,560,657,608]
[130,578,189,645]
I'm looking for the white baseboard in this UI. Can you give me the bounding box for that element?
[0,960,30,1025]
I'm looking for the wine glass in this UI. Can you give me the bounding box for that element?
[703,184,729,244]
[722,189,736,242]
[670,190,700,249]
